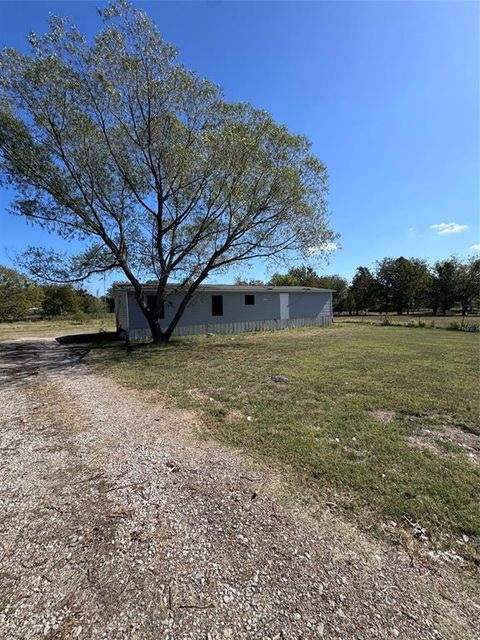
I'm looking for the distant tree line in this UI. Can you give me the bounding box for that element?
[3,255,479,323]
[265,256,480,316]
[0,265,111,322]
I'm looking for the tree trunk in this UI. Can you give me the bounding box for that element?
[150,323,168,343]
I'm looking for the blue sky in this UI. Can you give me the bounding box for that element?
[0,0,478,293]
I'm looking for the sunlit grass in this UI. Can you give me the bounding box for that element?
[0,315,115,341]
[93,323,480,561]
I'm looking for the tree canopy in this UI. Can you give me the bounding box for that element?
[0,265,44,321]
[0,0,335,341]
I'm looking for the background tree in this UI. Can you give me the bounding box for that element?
[350,266,377,315]
[42,285,80,317]
[0,265,44,321]
[76,287,103,315]
[456,256,480,316]
[0,1,335,342]
[375,257,430,314]
[269,271,301,286]
[233,277,265,286]
[431,259,459,315]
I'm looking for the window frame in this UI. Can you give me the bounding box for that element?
[244,294,255,306]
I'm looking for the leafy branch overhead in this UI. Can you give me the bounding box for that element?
[0,0,335,340]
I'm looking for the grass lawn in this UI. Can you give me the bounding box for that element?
[0,315,115,342]
[336,314,480,330]
[93,324,480,562]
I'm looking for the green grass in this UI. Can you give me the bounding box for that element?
[93,324,480,561]
[337,314,480,330]
[0,315,115,341]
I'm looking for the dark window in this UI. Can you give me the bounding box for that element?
[211,295,223,316]
[245,294,255,306]
[147,295,165,319]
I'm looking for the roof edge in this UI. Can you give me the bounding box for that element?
[112,283,335,294]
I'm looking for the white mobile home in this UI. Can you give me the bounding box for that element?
[114,284,333,340]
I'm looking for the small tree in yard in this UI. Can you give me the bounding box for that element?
[0,1,335,342]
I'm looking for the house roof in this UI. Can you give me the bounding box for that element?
[113,283,335,294]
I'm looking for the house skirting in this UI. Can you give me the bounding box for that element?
[126,314,331,341]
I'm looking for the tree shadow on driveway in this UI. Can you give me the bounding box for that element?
[0,332,118,387]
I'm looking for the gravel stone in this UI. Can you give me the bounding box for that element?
[0,338,478,639]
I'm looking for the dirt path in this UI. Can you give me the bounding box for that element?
[0,338,478,639]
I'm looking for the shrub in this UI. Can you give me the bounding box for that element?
[72,309,87,324]
[447,320,479,333]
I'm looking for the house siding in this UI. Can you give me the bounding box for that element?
[122,288,332,339]
[127,290,281,330]
[288,292,332,318]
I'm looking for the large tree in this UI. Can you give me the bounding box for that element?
[376,257,430,315]
[0,1,335,342]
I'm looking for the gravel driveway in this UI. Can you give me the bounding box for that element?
[0,338,478,639]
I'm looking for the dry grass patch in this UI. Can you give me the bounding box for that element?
[370,410,395,424]
[0,316,115,342]
[409,426,480,465]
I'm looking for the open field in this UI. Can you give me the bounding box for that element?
[0,315,115,342]
[336,314,480,330]
[92,323,480,563]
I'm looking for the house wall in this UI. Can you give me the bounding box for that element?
[127,290,282,331]
[288,292,332,318]
[121,289,332,338]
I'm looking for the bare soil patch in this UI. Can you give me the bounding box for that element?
[369,409,395,424]
[409,426,480,464]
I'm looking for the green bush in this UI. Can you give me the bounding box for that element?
[72,309,87,324]
[447,320,479,333]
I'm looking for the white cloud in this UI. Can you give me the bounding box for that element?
[408,227,415,233]
[470,243,480,252]
[429,222,469,235]
[307,242,338,255]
